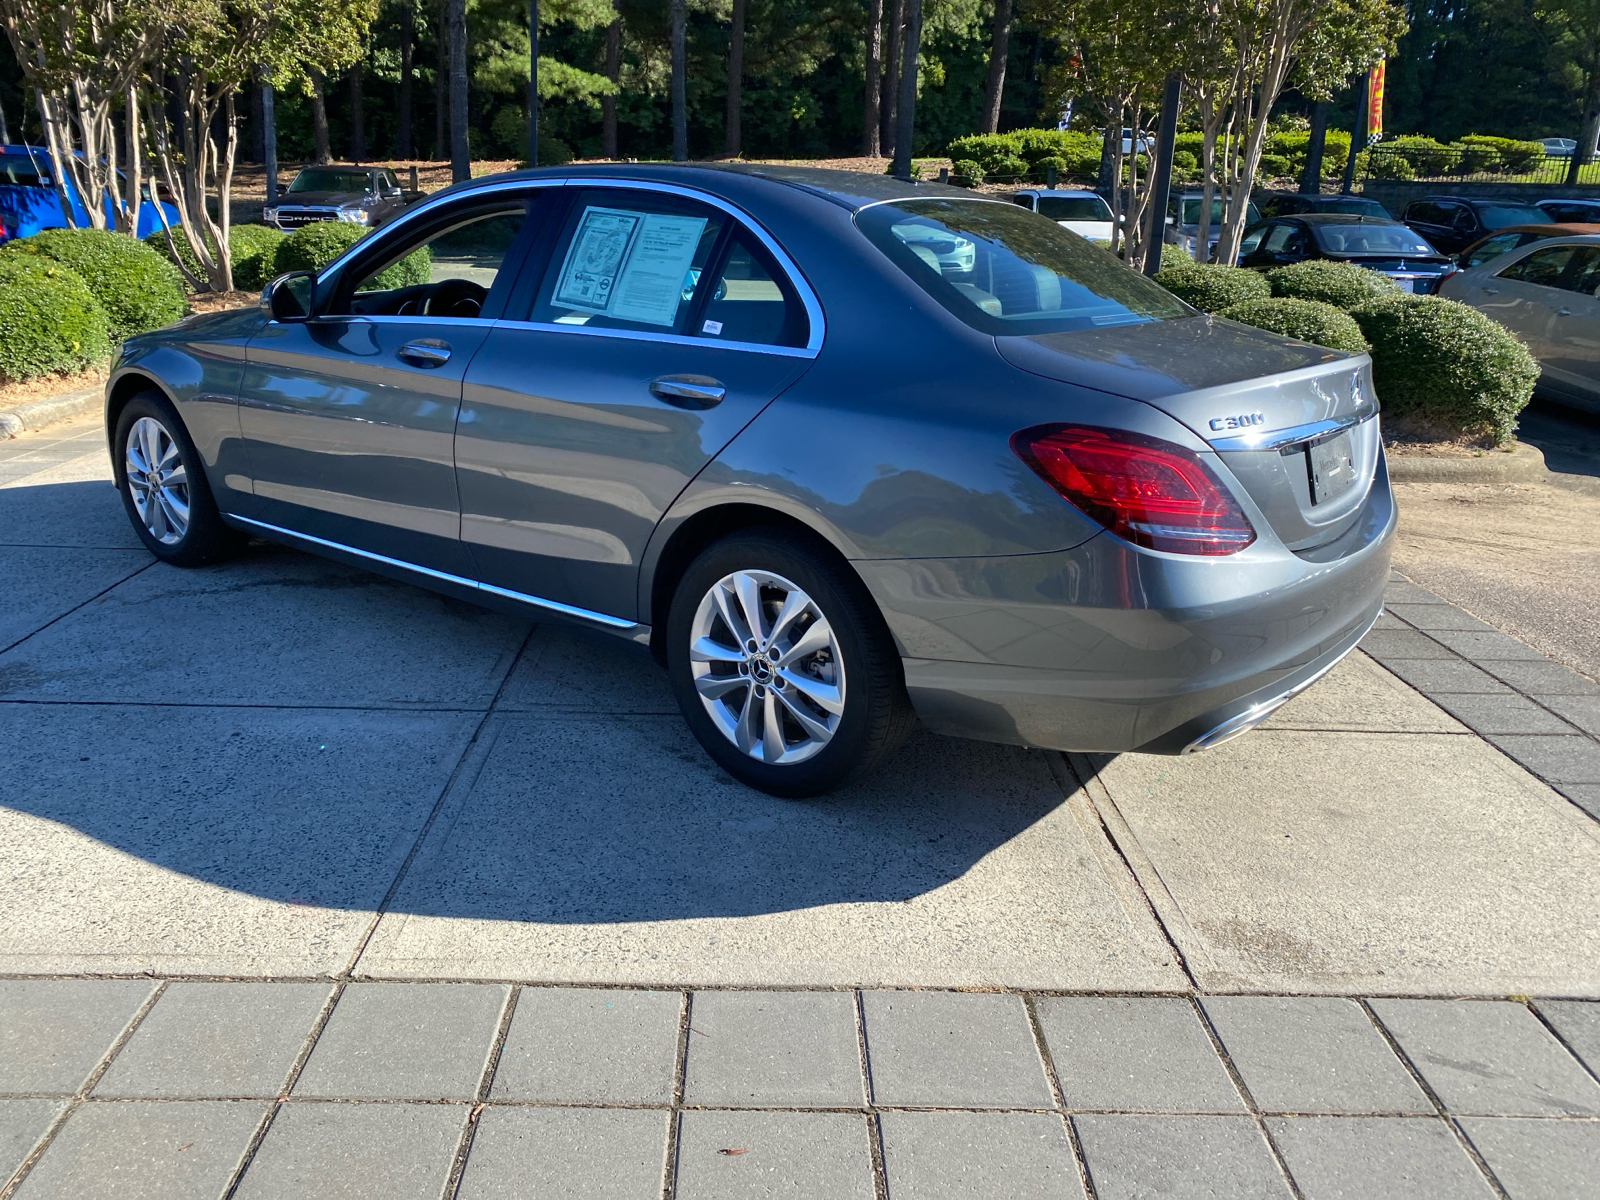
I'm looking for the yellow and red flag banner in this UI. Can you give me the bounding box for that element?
[1367,60,1386,142]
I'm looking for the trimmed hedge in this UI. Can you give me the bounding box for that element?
[1153,263,1270,312]
[1350,295,1538,444]
[945,129,1101,182]
[274,222,430,289]
[1218,298,1368,353]
[1265,259,1401,309]
[4,228,184,341]
[0,256,113,382]
[146,223,287,293]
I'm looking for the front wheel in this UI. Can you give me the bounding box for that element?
[113,391,243,566]
[666,529,915,797]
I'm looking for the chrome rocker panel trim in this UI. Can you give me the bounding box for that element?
[224,514,648,640]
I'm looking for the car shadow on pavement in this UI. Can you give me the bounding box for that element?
[0,479,1073,924]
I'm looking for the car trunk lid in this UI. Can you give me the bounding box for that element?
[997,316,1381,552]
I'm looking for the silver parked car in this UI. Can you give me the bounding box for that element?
[1010,188,1114,243]
[1439,233,1600,411]
[106,166,1393,796]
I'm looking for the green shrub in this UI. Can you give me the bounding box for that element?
[1265,258,1401,309]
[945,130,1100,180]
[1350,295,1538,444]
[1172,150,1198,171]
[951,158,983,185]
[230,224,286,289]
[1158,242,1197,272]
[1154,263,1270,312]
[1032,154,1069,180]
[0,256,113,382]
[4,227,184,340]
[989,154,1028,182]
[1364,151,1415,180]
[1386,136,1454,174]
[1457,134,1545,174]
[1218,297,1368,352]
[1258,153,1294,177]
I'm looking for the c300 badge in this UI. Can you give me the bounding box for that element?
[1208,412,1266,431]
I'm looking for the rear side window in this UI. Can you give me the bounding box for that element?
[1499,245,1578,288]
[1036,195,1111,222]
[0,154,50,187]
[530,189,727,334]
[857,197,1186,334]
[698,236,807,348]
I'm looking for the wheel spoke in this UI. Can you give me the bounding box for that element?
[157,487,189,535]
[778,616,834,668]
[777,667,844,715]
[162,462,187,489]
[140,420,162,479]
[690,636,744,665]
[775,685,832,742]
[694,672,747,701]
[711,581,752,645]
[733,684,760,756]
[156,437,181,474]
[732,572,767,645]
[766,590,810,650]
[761,689,785,762]
[146,487,168,538]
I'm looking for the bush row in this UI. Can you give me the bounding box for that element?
[946,129,1102,184]
[0,228,188,383]
[146,221,431,291]
[1154,256,1536,443]
[1364,134,1547,180]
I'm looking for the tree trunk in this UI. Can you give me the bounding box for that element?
[1299,100,1328,194]
[724,0,744,157]
[397,6,414,160]
[0,91,10,145]
[125,84,142,234]
[670,0,687,161]
[602,15,620,158]
[1570,72,1600,184]
[881,0,904,156]
[1096,121,1115,195]
[862,0,882,156]
[979,0,1012,135]
[448,0,469,182]
[528,0,539,164]
[890,0,922,179]
[349,63,365,162]
[434,12,447,160]
[249,75,264,163]
[310,70,331,164]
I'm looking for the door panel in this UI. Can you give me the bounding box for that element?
[1543,248,1600,394]
[241,316,490,572]
[457,330,806,619]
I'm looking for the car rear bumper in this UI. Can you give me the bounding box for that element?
[858,455,1395,755]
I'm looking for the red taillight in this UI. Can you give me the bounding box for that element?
[1011,424,1256,555]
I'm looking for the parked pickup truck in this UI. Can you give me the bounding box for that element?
[262,165,422,231]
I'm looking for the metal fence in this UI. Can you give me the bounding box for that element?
[1363,144,1584,186]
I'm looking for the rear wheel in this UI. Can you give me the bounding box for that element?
[113,391,243,566]
[666,529,914,797]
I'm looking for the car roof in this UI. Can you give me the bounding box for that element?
[1410,195,1547,207]
[1014,187,1102,197]
[1279,213,1405,225]
[1538,197,1600,206]
[1495,222,1600,234]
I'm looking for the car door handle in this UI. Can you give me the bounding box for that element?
[397,339,451,367]
[1483,287,1499,295]
[1558,307,1574,316]
[649,376,726,409]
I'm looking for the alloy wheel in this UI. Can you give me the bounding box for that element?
[124,416,190,545]
[688,569,846,765]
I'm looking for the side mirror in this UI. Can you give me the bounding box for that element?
[262,271,315,322]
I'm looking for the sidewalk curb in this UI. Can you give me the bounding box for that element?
[1386,440,1548,484]
[0,386,102,439]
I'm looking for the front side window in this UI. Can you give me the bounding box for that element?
[530,190,726,334]
[858,198,1186,335]
[1036,195,1112,222]
[1262,224,1301,254]
[1313,223,1437,255]
[1566,248,1600,296]
[337,204,529,316]
[1498,245,1578,289]
[1463,233,1525,268]
[287,168,373,194]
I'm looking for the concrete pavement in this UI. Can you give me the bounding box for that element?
[3,414,1600,1194]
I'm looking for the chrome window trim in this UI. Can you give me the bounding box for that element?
[1209,407,1379,453]
[490,318,817,359]
[224,514,644,635]
[317,175,826,354]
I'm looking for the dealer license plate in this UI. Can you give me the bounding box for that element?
[1308,431,1356,505]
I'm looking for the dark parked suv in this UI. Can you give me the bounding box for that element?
[263,166,414,231]
[1401,196,1552,255]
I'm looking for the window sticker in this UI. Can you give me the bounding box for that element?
[553,207,642,313]
[553,206,709,327]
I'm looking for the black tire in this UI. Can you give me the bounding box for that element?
[113,390,245,566]
[666,528,915,797]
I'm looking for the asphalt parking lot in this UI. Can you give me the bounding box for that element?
[2,414,1599,1197]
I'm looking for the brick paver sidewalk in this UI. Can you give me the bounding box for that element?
[2,979,1598,1198]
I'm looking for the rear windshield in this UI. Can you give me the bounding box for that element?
[0,153,50,187]
[1179,198,1261,225]
[287,168,371,194]
[1481,206,1551,229]
[1036,195,1111,222]
[857,198,1187,334]
[1319,199,1389,218]
[1312,222,1437,255]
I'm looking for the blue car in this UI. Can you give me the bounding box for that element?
[0,144,180,242]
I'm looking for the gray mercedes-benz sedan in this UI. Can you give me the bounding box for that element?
[106,165,1394,796]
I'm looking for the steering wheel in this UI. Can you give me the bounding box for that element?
[423,278,488,318]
